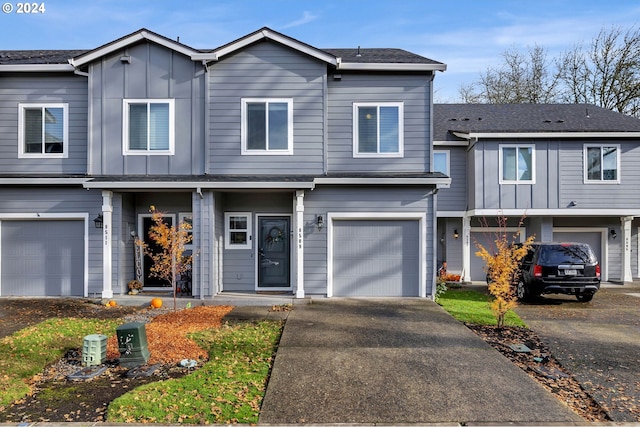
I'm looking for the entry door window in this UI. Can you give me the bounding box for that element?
[257,216,290,288]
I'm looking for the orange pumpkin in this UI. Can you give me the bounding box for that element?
[109,300,117,307]
[150,298,163,309]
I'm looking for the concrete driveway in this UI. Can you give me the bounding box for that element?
[259,298,583,425]
[515,284,640,422]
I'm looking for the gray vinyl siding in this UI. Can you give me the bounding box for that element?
[117,193,136,294]
[192,190,215,297]
[208,41,325,175]
[88,42,206,175]
[0,72,88,174]
[221,192,293,292]
[327,73,432,173]
[303,186,434,295]
[437,146,467,211]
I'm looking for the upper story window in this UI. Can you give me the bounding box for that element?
[353,102,404,158]
[123,99,174,155]
[584,144,620,183]
[18,103,68,158]
[499,144,535,184]
[241,99,293,155]
[433,150,450,175]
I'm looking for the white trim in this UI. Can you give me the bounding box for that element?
[122,99,175,155]
[499,144,536,184]
[255,214,293,292]
[224,212,252,250]
[337,62,446,72]
[583,144,621,184]
[314,177,451,187]
[83,180,315,190]
[468,208,640,217]
[241,98,294,155]
[0,178,90,185]
[326,212,427,298]
[453,131,640,139]
[552,227,608,281]
[294,191,305,298]
[433,149,450,175]
[0,213,89,297]
[353,102,404,158]
[0,64,75,72]
[434,140,469,147]
[18,103,69,159]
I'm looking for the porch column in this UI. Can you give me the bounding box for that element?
[461,216,472,282]
[101,190,113,299]
[621,216,634,283]
[294,190,305,298]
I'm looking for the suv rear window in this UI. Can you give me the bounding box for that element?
[538,244,597,265]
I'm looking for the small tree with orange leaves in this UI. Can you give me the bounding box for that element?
[475,217,535,328]
[136,206,192,311]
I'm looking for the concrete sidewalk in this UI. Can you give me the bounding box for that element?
[259,298,584,425]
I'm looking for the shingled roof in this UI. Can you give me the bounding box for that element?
[434,103,640,141]
[0,50,88,65]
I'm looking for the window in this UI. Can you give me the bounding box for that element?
[353,102,403,157]
[225,212,252,249]
[18,103,68,158]
[241,99,293,155]
[123,99,174,155]
[584,145,620,183]
[433,150,450,175]
[500,144,535,183]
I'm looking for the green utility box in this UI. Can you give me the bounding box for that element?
[82,334,107,367]
[116,322,150,368]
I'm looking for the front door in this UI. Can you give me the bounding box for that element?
[257,216,290,289]
[141,215,173,288]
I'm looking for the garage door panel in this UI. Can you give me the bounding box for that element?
[2,220,84,296]
[333,220,419,297]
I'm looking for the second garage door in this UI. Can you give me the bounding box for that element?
[1,220,85,296]
[332,220,420,297]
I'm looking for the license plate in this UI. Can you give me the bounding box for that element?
[563,269,577,276]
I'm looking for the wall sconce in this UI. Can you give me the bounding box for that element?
[316,215,324,230]
[568,200,577,207]
[610,229,617,239]
[93,214,103,229]
[453,229,459,239]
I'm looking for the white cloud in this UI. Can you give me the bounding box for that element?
[281,11,318,29]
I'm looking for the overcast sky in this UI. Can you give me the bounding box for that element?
[2,0,639,101]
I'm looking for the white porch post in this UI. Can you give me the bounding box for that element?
[101,190,113,298]
[462,216,472,282]
[621,216,634,283]
[294,190,305,298]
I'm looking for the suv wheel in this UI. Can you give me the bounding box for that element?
[576,293,594,302]
[516,280,530,302]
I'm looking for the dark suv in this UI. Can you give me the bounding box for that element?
[515,242,601,302]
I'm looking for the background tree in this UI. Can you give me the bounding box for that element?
[136,206,192,310]
[474,217,535,328]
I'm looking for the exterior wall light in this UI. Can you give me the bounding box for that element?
[453,229,459,239]
[93,214,103,229]
[610,229,617,239]
[316,215,324,230]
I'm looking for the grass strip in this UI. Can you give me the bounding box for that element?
[438,289,527,327]
[0,318,121,407]
[107,319,283,425]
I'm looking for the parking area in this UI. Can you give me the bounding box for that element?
[514,283,640,422]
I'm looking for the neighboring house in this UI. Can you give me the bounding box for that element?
[0,28,449,298]
[434,103,640,283]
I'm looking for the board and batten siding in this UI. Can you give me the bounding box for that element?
[437,146,467,211]
[0,72,88,174]
[303,186,435,296]
[327,73,432,173]
[88,42,206,176]
[208,41,326,175]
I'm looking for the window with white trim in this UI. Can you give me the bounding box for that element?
[584,144,620,183]
[18,103,68,158]
[241,99,293,154]
[499,144,535,183]
[353,102,403,157]
[224,212,252,249]
[123,99,174,155]
[433,150,450,175]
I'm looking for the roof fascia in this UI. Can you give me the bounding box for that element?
[469,208,640,217]
[433,140,469,146]
[314,177,451,188]
[197,28,338,65]
[82,180,316,190]
[453,131,640,139]
[70,30,199,67]
[0,64,75,72]
[0,177,89,185]
[336,61,446,72]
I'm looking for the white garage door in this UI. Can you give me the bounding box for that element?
[1,220,85,296]
[332,220,420,297]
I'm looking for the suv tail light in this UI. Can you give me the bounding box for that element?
[534,264,542,278]
[596,264,601,279]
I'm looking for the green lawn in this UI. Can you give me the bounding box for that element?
[437,288,527,327]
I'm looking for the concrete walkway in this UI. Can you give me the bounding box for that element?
[259,298,583,425]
